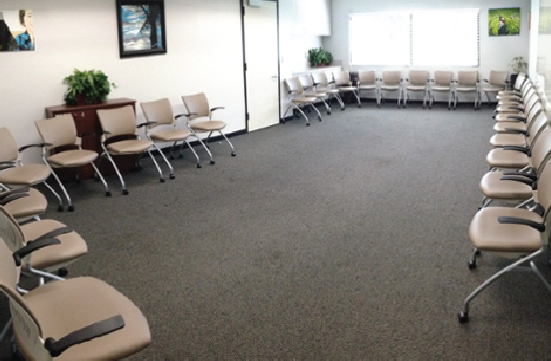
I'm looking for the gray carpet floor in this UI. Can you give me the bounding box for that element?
[2,101,551,359]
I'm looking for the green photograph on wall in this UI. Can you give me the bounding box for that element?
[489,7,520,36]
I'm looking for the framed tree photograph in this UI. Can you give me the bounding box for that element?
[116,0,166,58]
[489,7,521,36]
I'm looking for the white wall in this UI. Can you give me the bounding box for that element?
[0,0,246,162]
[323,0,531,78]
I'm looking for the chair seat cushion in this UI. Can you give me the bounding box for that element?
[483,86,505,93]
[493,122,526,133]
[486,148,529,168]
[359,85,376,90]
[150,129,191,142]
[4,188,47,220]
[20,277,150,360]
[407,85,426,91]
[319,88,340,94]
[47,149,97,167]
[456,87,477,92]
[189,121,227,131]
[0,164,51,186]
[431,86,451,92]
[498,90,521,96]
[490,134,526,147]
[496,106,523,113]
[469,207,542,252]
[479,171,533,199]
[107,140,153,154]
[20,219,88,270]
[291,97,317,103]
[380,85,400,91]
[338,86,356,92]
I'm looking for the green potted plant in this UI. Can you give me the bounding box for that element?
[63,69,117,105]
[308,47,333,67]
[508,56,527,73]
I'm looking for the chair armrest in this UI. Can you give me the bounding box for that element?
[503,128,528,136]
[12,238,61,266]
[0,191,29,206]
[497,216,545,232]
[503,170,537,181]
[503,115,526,122]
[77,131,96,138]
[175,112,197,120]
[502,145,530,155]
[0,187,29,203]
[18,143,53,153]
[483,79,489,83]
[30,226,73,244]
[210,107,225,112]
[44,315,125,357]
[136,121,157,129]
[499,175,536,189]
[502,106,523,112]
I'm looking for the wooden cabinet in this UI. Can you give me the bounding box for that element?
[45,98,137,181]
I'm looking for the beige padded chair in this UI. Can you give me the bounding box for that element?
[357,70,378,107]
[454,70,479,110]
[181,93,236,156]
[311,71,345,110]
[281,77,321,127]
[333,70,361,108]
[1,187,46,224]
[459,146,551,323]
[490,105,545,148]
[404,70,430,109]
[481,70,509,107]
[498,72,526,97]
[494,83,535,117]
[141,98,214,169]
[96,106,166,195]
[0,224,150,359]
[379,71,402,108]
[429,71,454,110]
[493,98,540,135]
[298,75,332,115]
[0,127,64,212]
[35,114,111,211]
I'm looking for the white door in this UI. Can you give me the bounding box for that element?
[244,1,280,132]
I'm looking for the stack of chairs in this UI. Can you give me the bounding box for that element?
[0,187,151,359]
[458,74,551,324]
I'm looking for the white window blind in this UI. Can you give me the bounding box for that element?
[350,9,479,67]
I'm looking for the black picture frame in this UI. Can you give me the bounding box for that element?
[116,0,166,58]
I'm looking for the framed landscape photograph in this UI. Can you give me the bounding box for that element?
[489,7,520,36]
[116,0,166,58]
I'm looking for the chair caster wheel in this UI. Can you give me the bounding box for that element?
[122,189,129,195]
[231,151,236,157]
[468,260,477,270]
[169,174,175,180]
[318,116,322,122]
[105,191,112,197]
[358,104,362,108]
[179,154,184,159]
[68,205,74,212]
[160,178,165,183]
[306,123,311,127]
[475,250,481,256]
[170,155,175,160]
[458,312,469,324]
[340,107,345,111]
[327,111,331,115]
[210,160,215,165]
[57,205,64,212]
[94,175,100,182]
[57,267,68,277]
[197,163,202,169]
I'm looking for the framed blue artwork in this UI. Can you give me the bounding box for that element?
[0,10,34,51]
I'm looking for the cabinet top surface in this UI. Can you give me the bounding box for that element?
[45,98,136,111]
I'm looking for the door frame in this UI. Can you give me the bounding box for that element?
[240,0,281,133]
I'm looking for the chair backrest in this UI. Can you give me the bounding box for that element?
[0,231,46,359]
[531,119,551,174]
[0,206,27,254]
[140,98,174,127]
[284,77,304,94]
[528,111,548,146]
[457,70,478,86]
[333,70,350,86]
[311,72,329,87]
[534,143,551,240]
[96,106,137,139]
[181,93,210,120]
[382,71,401,85]
[408,70,429,86]
[434,71,453,86]
[298,75,315,90]
[358,70,376,85]
[35,114,77,149]
[325,71,335,84]
[488,70,508,87]
[0,128,19,164]
[515,73,527,90]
